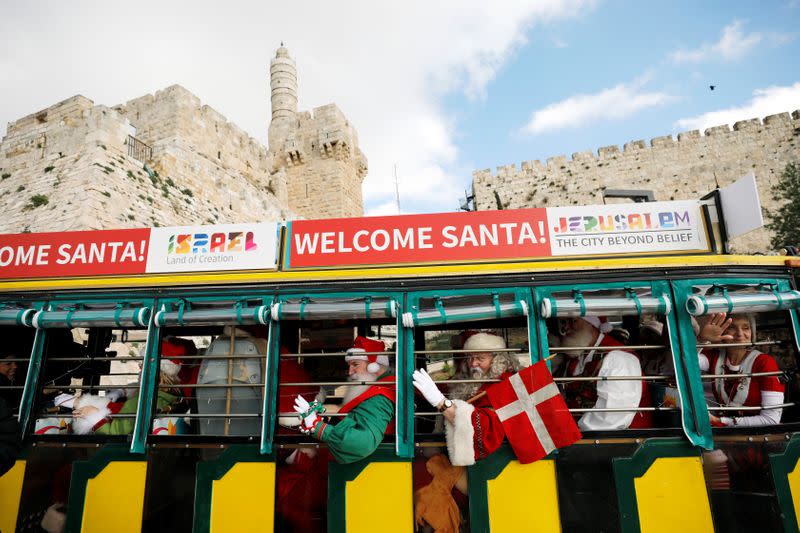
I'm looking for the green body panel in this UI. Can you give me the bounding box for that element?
[327,446,410,533]
[193,444,276,533]
[261,319,279,455]
[612,438,704,533]
[65,443,144,533]
[131,301,158,454]
[769,434,800,532]
[465,445,532,532]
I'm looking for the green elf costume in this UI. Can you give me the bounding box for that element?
[294,336,396,464]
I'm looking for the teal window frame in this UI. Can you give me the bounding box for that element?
[532,282,703,444]
[671,276,800,450]
[403,287,537,457]
[2,299,45,438]
[154,294,274,454]
[18,296,156,453]
[267,290,407,456]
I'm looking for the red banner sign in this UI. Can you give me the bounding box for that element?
[287,209,551,268]
[0,229,150,279]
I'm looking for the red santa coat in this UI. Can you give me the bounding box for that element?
[444,371,514,466]
[562,334,653,430]
[702,349,784,419]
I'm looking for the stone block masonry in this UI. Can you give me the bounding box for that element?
[0,89,292,233]
[0,46,367,234]
[472,111,800,253]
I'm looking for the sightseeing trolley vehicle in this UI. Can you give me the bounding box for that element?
[2,196,800,532]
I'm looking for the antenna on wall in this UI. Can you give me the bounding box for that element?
[394,164,401,214]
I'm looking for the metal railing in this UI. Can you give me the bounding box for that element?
[127,135,152,163]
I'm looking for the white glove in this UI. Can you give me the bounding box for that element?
[413,368,446,408]
[53,394,75,409]
[40,503,66,533]
[293,395,320,432]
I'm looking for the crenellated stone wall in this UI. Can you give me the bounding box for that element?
[0,46,367,234]
[276,103,368,219]
[0,88,293,233]
[472,111,800,253]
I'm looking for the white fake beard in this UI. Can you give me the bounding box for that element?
[71,415,98,435]
[342,371,377,405]
[560,327,595,358]
[470,367,486,379]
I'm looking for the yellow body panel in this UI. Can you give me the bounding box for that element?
[486,459,561,533]
[633,457,713,533]
[0,254,785,292]
[346,462,412,533]
[81,461,147,533]
[786,457,800,529]
[0,460,25,533]
[210,462,275,533]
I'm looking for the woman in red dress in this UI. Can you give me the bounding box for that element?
[698,313,785,427]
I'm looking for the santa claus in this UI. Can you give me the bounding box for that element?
[70,339,192,435]
[556,316,652,431]
[413,332,520,466]
[292,336,396,464]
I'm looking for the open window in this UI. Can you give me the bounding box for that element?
[682,282,799,428]
[535,283,681,433]
[675,279,800,530]
[0,302,38,418]
[152,297,271,438]
[405,288,532,531]
[268,293,401,532]
[25,300,154,439]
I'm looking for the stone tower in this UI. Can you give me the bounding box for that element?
[268,45,298,151]
[267,46,368,219]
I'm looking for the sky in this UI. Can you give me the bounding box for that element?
[1,1,799,217]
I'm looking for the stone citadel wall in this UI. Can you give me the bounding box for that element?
[472,110,800,253]
[0,47,367,234]
[0,88,292,233]
[276,103,368,219]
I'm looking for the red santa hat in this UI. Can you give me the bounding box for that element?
[159,338,186,377]
[345,336,388,374]
[580,316,614,333]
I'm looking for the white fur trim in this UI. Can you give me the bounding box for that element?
[279,415,301,427]
[160,359,181,377]
[72,395,111,435]
[581,316,613,333]
[463,332,505,353]
[444,399,476,466]
[346,350,389,372]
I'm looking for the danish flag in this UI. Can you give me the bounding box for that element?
[486,360,582,463]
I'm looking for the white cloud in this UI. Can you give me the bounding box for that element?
[521,75,672,134]
[674,82,800,132]
[671,21,762,63]
[0,0,596,215]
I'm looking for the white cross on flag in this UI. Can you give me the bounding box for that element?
[485,360,582,463]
